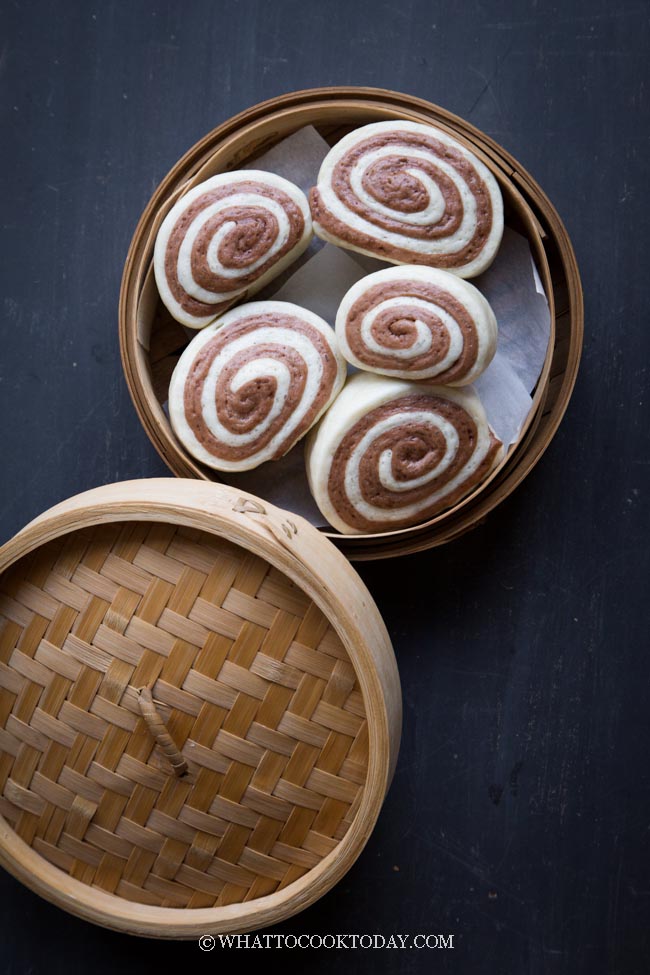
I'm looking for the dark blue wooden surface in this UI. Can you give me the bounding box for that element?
[1,1,649,972]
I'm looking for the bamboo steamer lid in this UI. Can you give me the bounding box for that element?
[0,479,401,937]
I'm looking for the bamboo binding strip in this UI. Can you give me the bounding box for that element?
[0,479,400,937]
[136,687,190,779]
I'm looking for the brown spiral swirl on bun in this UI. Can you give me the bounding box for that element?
[306,373,503,534]
[336,265,498,384]
[168,301,346,471]
[310,121,503,278]
[155,172,312,329]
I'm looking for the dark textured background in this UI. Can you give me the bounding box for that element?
[1,1,649,973]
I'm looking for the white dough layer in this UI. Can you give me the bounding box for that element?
[169,300,346,472]
[335,265,498,385]
[306,372,503,534]
[311,121,504,278]
[155,171,312,329]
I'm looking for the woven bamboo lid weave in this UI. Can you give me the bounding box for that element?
[0,479,401,937]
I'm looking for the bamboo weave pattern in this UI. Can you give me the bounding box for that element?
[0,521,368,908]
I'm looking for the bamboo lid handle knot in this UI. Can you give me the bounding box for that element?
[136,686,189,778]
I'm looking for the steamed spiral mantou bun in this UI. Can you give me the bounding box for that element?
[336,265,497,385]
[168,301,346,472]
[155,171,312,328]
[306,372,503,534]
[310,121,503,278]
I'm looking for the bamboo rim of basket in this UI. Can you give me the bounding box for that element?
[119,87,582,559]
[0,478,401,937]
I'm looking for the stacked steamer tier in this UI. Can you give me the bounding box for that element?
[120,87,582,559]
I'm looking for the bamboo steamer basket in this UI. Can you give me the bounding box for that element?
[120,87,583,560]
[0,479,400,937]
